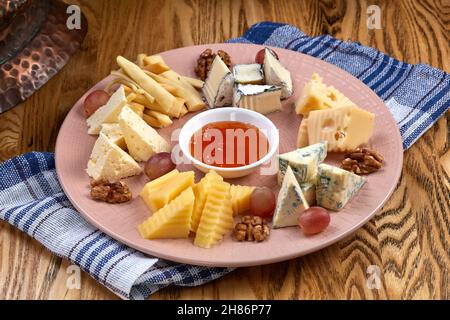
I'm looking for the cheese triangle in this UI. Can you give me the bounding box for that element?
[86,86,127,135]
[202,55,234,108]
[263,48,293,99]
[86,133,142,182]
[119,105,170,162]
[272,166,309,228]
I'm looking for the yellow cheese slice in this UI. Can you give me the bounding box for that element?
[296,118,309,148]
[138,187,195,239]
[194,179,234,249]
[118,105,170,162]
[140,171,195,212]
[140,169,179,198]
[307,105,375,152]
[190,170,223,232]
[230,185,255,215]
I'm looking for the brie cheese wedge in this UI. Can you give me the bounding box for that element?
[273,166,309,228]
[202,55,234,108]
[119,105,170,162]
[86,133,142,182]
[263,48,293,99]
[86,85,127,135]
[233,84,282,115]
[233,64,264,84]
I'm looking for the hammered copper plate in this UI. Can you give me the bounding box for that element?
[55,43,403,267]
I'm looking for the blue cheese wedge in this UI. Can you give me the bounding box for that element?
[316,163,365,210]
[263,48,293,99]
[233,64,264,84]
[202,55,234,108]
[278,142,328,185]
[273,166,309,228]
[300,182,316,206]
[86,133,142,182]
[118,105,170,162]
[86,85,127,135]
[233,84,282,115]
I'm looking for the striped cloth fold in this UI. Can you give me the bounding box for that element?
[228,22,450,149]
[1,22,448,300]
[0,152,232,300]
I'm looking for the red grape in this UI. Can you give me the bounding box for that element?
[249,187,276,218]
[255,48,279,64]
[84,90,110,117]
[144,152,176,180]
[298,207,330,235]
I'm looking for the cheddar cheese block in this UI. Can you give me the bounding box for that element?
[86,86,127,135]
[194,179,234,249]
[86,133,142,182]
[230,184,255,215]
[138,187,195,239]
[296,118,309,148]
[118,105,170,162]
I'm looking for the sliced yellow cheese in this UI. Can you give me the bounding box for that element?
[86,133,142,182]
[140,171,195,212]
[190,170,223,232]
[307,105,375,152]
[194,180,234,249]
[295,73,354,116]
[100,123,126,149]
[86,86,127,135]
[230,185,255,215]
[118,105,170,162]
[140,169,179,197]
[296,118,309,148]
[138,187,195,239]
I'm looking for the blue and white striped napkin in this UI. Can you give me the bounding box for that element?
[228,22,449,149]
[1,22,448,300]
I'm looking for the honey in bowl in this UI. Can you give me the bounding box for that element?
[190,121,270,168]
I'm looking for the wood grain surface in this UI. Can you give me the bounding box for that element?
[0,0,448,300]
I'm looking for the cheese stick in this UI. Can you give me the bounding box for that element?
[160,83,178,95]
[182,76,204,89]
[160,70,205,111]
[109,70,156,103]
[137,53,147,67]
[143,55,170,74]
[144,109,173,127]
[117,56,175,114]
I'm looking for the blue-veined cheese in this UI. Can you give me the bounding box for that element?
[316,163,365,210]
[263,48,293,99]
[277,142,328,185]
[233,84,282,115]
[86,85,127,135]
[233,64,264,84]
[119,105,170,162]
[273,166,309,228]
[300,182,316,206]
[202,55,234,108]
[86,133,142,182]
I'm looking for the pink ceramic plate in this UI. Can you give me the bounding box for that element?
[55,43,403,267]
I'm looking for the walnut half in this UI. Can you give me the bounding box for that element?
[90,180,132,204]
[341,147,384,175]
[234,215,270,242]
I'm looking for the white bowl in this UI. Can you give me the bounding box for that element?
[178,107,279,179]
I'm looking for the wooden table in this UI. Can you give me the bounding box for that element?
[0,0,448,300]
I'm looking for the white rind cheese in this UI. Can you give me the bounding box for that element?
[119,105,170,162]
[86,86,127,135]
[202,56,234,108]
[86,133,142,182]
[263,48,293,99]
[316,163,365,210]
[233,64,264,84]
[278,142,328,185]
[273,166,309,228]
[100,123,126,149]
[233,84,282,115]
[307,105,375,152]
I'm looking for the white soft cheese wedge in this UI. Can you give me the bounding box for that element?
[307,105,375,152]
[316,163,365,211]
[100,123,126,149]
[277,142,327,185]
[119,105,170,162]
[233,84,282,115]
[86,86,127,135]
[202,55,234,108]
[86,133,142,182]
[263,48,293,99]
[273,166,309,228]
[233,64,264,84]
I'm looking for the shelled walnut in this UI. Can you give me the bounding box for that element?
[341,147,384,175]
[90,180,132,204]
[234,215,270,242]
[194,48,232,80]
